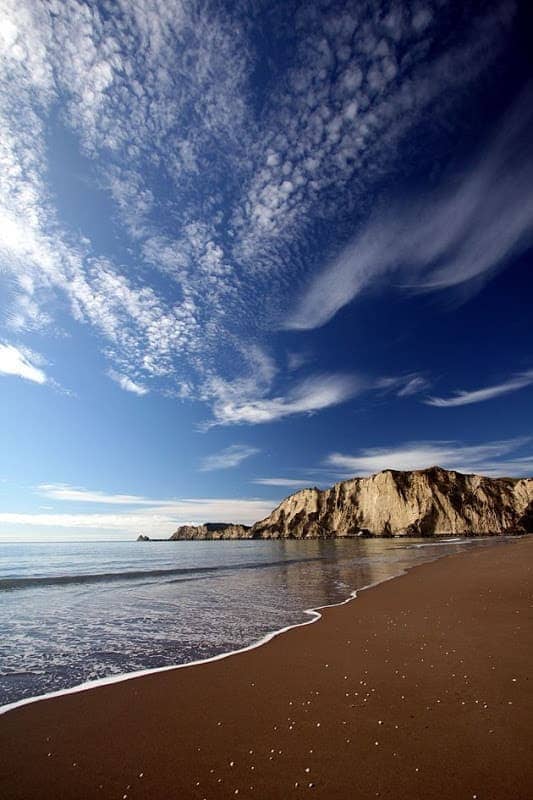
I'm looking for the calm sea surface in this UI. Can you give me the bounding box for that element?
[0,537,510,706]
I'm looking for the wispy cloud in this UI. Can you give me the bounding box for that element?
[425,370,533,407]
[0,481,280,537]
[0,498,277,536]
[376,373,431,398]
[201,368,435,428]
[285,86,533,330]
[108,370,148,396]
[234,2,516,271]
[326,437,533,477]
[199,444,260,472]
[0,342,47,384]
[36,484,158,505]
[0,0,246,393]
[397,376,432,398]
[205,373,364,427]
[286,351,311,372]
[252,478,312,488]
[0,0,522,425]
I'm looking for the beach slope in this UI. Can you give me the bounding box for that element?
[1,538,532,799]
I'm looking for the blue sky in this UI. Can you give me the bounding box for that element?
[0,0,532,539]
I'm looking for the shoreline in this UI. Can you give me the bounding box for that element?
[1,536,532,799]
[0,536,504,718]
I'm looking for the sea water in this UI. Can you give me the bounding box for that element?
[0,536,509,707]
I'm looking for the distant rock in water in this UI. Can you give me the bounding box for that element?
[167,467,533,540]
[137,534,150,541]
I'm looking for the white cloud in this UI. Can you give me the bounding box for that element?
[36,484,158,505]
[0,497,277,536]
[3,479,282,537]
[425,370,533,407]
[0,0,523,427]
[252,478,312,487]
[397,376,431,397]
[0,342,47,384]
[0,0,247,399]
[326,438,533,477]
[108,370,148,396]
[376,373,431,398]
[206,373,364,427]
[234,2,516,281]
[202,368,433,428]
[285,86,533,330]
[286,351,310,372]
[199,444,260,471]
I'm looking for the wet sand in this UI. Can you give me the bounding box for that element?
[1,537,532,800]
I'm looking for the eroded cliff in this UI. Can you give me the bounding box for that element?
[168,467,533,540]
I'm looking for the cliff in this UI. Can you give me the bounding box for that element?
[168,467,533,540]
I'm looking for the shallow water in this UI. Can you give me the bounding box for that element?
[0,536,509,706]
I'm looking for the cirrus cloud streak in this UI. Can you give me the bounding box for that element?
[199,444,260,471]
[286,86,533,331]
[425,370,533,407]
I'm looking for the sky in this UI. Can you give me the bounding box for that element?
[0,0,532,540]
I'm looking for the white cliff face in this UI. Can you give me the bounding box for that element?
[167,468,533,540]
[248,467,533,538]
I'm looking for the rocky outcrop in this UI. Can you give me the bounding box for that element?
[167,467,533,540]
[169,522,252,540]
[137,534,150,541]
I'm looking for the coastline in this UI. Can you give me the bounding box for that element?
[1,537,532,799]
[0,537,498,718]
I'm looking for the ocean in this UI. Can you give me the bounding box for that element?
[0,536,510,708]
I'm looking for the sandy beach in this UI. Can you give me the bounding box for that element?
[1,538,532,800]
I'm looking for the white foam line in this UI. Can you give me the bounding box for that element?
[0,574,404,717]
[0,539,510,718]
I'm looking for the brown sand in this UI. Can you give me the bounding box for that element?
[1,538,532,800]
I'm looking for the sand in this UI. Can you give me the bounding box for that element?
[1,538,532,800]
